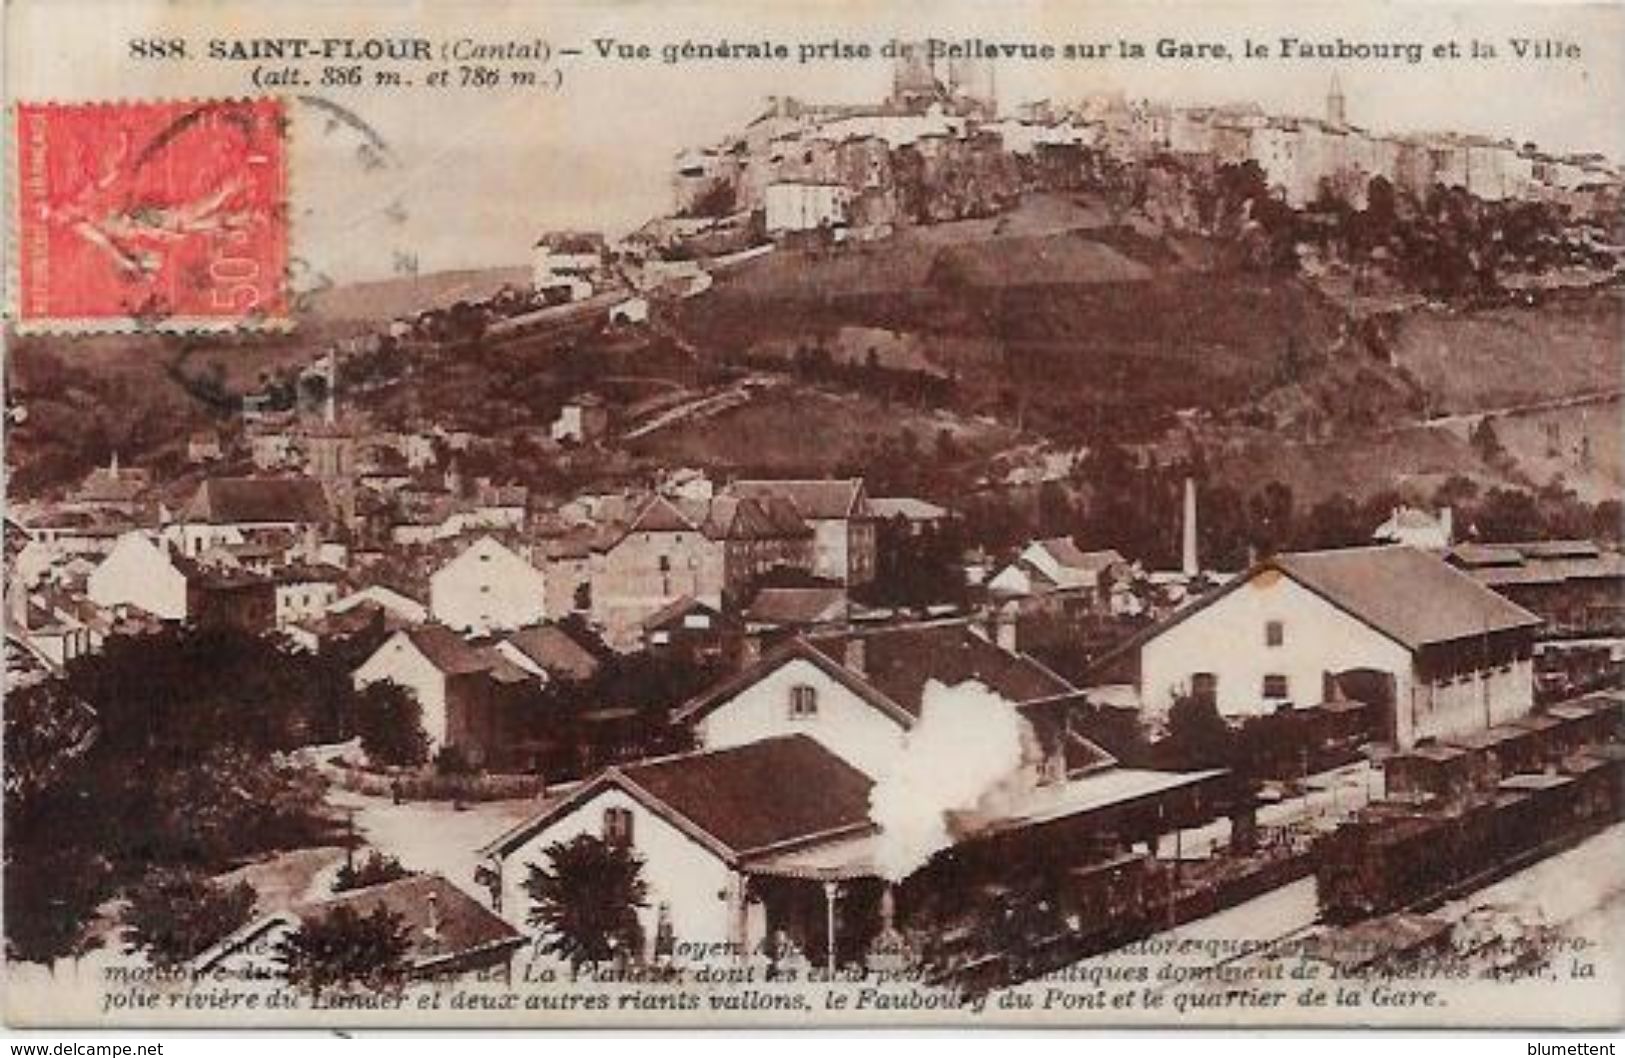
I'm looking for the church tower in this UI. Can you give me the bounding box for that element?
[1326,73,1347,126]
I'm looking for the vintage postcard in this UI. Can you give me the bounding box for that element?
[2,0,1622,1031]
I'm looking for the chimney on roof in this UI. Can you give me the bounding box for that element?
[995,606,1018,653]
[424,889,442,944]
[1181,476,1199,577]
[843,636,866,676]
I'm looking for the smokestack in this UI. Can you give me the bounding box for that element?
[1181,477,1199,577]
[324,351,337,426]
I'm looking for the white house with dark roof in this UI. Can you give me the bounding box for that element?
[480,735,876,963]
[674,619,1094,781]
[482,624,1227,969]
[167,476,331,559]
[353,625,531,762]
[430,535,549,635]
[987,538,1126,603]
[1092,545,1542,748]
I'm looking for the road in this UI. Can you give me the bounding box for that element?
[324,785,543,900]
[1405,387,1623,436]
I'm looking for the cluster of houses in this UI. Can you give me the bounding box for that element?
[667,47,1622,250]
[8,415,1621,982]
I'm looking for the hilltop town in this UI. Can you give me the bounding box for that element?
[5,47,1623,997]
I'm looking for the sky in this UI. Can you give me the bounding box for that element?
[7,0,1623,283]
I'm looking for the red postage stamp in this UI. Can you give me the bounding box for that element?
[13,98,289,329]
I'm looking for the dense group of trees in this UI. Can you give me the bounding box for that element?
[3,628,353,964]
[1304,177,1615,301]
[510,642,712,780]
[857,517,970,610]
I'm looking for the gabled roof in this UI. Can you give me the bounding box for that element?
[1040,540,1124,574]
[400,626,528,682]
[626,495,698,534]
[808,623,1078,717]
[198,874,523,974]
[298,874,522,964]
[675,620,1078,727]
[404,626,495,674]
[729,478,868,521]
[870,497,950,522]
[73,466,151,504]
[746,586,848,626]
[700,495,811,541]
[484,735,874,864]
[1096,546,1541,670]
[182,477,331,525]
[502,625,602,682]
[640,594,722,632]
[1273,547,1542,648]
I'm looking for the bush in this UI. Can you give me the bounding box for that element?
[352,683,430,768]
[332,852,411,894]
[124,868,256,968]
[277,905,411,997]
[434,745,478,776]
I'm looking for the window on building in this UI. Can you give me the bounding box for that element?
[1262,674,1290,699]
[602,806,634,847]
[1265,620,1284,647]
[789,684,818,719]
[1191,672,1218,703]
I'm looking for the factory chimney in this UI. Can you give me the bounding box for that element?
[1181,477,1199,577]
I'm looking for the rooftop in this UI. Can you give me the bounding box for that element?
[182,477,331,526]
[502,624,602,682]
[728,478,868,521]
[486,735,875,863]
[1272,546,1541,648]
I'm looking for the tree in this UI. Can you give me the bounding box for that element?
[524,834,648,969]
[278,905,412,997]
[332,852,411,894]
[352,683,430,768]
[1473,487,1544,542]
[124,868,256,968]
[1301,493,1365,550]
[1471,417,1508,467]
[3,680,96,809]
[1162,695,1235,771]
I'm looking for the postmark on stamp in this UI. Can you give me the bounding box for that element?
[12,98,289,331]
